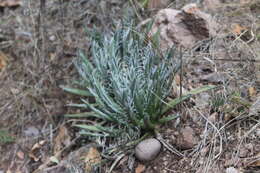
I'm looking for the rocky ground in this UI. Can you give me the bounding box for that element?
[0,0,259,173]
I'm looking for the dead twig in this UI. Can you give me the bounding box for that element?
[155,132,184,157]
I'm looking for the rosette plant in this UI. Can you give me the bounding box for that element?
[62,25,214,145]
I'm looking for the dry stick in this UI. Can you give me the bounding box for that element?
[212,58,260,63]
[39,0,46,63]
[59,0,65,55]
[129,0,143,22]
[179,46,183,111]
[108,154,125,173]
[59,0,65,33]
[39,0,56,125]
[40,0,46,26]
[232,122,260,166]
[136,18,152,29]
[195,108,223,160]
[155,131,184,157]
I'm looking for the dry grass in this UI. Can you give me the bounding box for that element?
[177,5,260,171]
[0,0,131,171]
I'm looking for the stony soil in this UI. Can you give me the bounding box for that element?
[0,0,259,173]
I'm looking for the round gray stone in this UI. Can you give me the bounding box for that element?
[135,138,161,162]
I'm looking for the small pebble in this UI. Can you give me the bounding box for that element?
[24,126,40,137]
[226,167,239,173]
[256,128,260,137]
[135,138,161,162]
[49,35,56,41]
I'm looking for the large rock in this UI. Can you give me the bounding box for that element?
[150,3,218,50]
[135,138,161,162]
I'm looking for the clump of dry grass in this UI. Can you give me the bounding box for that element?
[183,11,260,171]
[0,0,132,170]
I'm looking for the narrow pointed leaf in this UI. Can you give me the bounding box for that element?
[73,124,103,132]
[60,86,92,97]
[158,114,180,124]
[64,112,102,118]
[79,131,107,137]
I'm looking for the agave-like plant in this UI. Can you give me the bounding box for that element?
[62,26,215,146]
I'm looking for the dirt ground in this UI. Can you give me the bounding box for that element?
[0,0,260,173]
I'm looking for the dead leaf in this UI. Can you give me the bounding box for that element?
[172,83,188,97]
[246,152,260,167]
[135,164,146,173]
[29,140,46,162]
[31,142,41,151]
[208,112,217,123]
[224,113,232,122]
[29,152,40,162]
[39,140,45,145]
[250,160,260,166]
[0,0,22,7]
[0,51,7,71]
[49,53,56,61]
[54,126,71,154]
[85,147,101,172]
[16,151,24,160]
[10,88,19,95]
[49,156,59,164]
[175,74,181,85]
[248,87,257,97]
[231,23,247,35]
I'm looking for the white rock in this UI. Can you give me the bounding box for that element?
[226,167,239,173]
[135,138,161,161]
[256,128,260,137]
[49,35,56,41]
[24,126,40,137]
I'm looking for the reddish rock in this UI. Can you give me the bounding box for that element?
[176,126,199,149]
[150,4,218,50]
